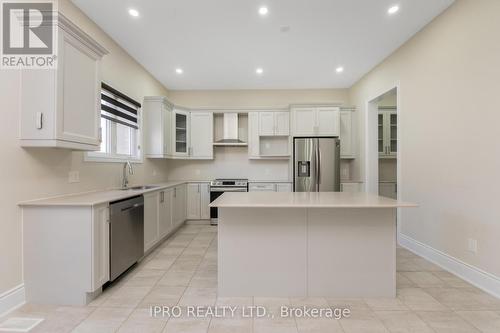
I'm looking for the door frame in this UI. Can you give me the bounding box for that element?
[364,83,402,230]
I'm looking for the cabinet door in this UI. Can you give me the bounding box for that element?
[159,190,173,239]
[259,112,275,136]
[292,108,316,136]
[187,184,201,220]
[173,185,187,227]
[57,31,101,146]
[340,111,354,158]
[248,112,260,158]
[378,113,385,156]
[163,105,172,156]
[274,112,290,136]
[388,112,397,157]
[144,191,159,252]
[200,183,211,220]
[92,204,109,290]
[190,112,213,159]
[173,109,189,156]
[317,107,340,136]
[276,183,292,192]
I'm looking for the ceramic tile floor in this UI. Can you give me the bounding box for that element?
[2,224,500,333]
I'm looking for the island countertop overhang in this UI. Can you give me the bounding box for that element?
[209,192,417,208]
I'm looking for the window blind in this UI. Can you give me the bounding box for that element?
[101,83,141,129]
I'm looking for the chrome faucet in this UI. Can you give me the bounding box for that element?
[122,161,134,189]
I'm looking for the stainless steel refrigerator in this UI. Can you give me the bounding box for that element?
[293,137,341,192]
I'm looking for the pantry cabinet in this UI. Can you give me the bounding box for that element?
[291,107,340,137]
[378,109,397,159]
[20,14,108,150]
[187,183,211,220]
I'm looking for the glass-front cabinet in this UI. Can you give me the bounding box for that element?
[378,108,397,158]
[173,109,189,156]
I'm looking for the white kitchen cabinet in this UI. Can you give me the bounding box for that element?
[158,189,173,239]
[20,14,108,150]
[378,109,397,159]
[92,203,110,290]
[144,191,159,252]
[291,107,340,137]
[340,110,355,159]
[186,183,211,220]
[190,112,213,159]
[259,111,290,136]
[173,109,190,157]
[248,112,260,158]
[143,97,172,158]
[187,183,202,220]
[379,182,397,199]
[200,183,211,220]
[341,182,364,193]
[173,184,187,227]
[276,183,293,192]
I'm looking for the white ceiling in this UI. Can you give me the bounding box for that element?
[72,0,454,90]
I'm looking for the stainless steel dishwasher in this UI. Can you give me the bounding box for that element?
[109,195,144,281]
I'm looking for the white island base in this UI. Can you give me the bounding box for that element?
[213,192,416,298]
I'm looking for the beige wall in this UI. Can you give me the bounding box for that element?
[168,89,349,109]
[166,89,350,181]
[350,0,500,276]
[0,0,171,295]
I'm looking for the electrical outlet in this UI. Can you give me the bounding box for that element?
[68,171,80,183]
[468,238,478,253]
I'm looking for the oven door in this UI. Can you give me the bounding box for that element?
[209,187,247,224]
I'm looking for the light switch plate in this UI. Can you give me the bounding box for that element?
[468,238,478,253]
[68,171,80,183]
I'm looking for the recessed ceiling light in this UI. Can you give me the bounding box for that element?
[387,5,400,15]
[256,68,264,75]
[175,68,183,74]
[258,6,269,16]
[128,8,139,17]
[336,66,344,73]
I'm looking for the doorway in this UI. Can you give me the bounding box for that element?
[364,86,400,202]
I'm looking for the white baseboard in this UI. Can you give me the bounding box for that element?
[399,233,500,299]
[0,284,25,318]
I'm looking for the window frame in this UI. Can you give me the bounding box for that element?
[85,109,143,164]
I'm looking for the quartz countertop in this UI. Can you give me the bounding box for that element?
[209,192,416,208]
[18,181,189,207]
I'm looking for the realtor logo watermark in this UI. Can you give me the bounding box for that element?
[1,0,57,69]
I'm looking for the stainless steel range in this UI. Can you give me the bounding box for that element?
[210,179,248,225]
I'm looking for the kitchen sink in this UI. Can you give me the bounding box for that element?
[121,185,159,191]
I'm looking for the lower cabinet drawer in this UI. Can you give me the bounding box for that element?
[249,183,276,192]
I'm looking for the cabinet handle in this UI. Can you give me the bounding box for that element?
[36,112,43,129]
[174,188,177,198]
[197,184,200,193]
[160,191,164,203]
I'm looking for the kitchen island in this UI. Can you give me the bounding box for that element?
[210,192,416,298]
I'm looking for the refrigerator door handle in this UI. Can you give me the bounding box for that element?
[317,146,322,185]
[315,140,320,191]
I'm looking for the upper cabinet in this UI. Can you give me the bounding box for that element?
[144,102,213,160]
[340,109,356,159]
[291,107,340,137]
[258,111,289,136]
[249,111,291,159]
[20,14,108,151]
[378,108,397,158]
[173,109,190,157]
[190,112,213,159]
[143,97,172,158]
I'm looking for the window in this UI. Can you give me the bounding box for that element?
[86,83,142,163]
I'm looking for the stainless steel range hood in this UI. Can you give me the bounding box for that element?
[213,113,248,146]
